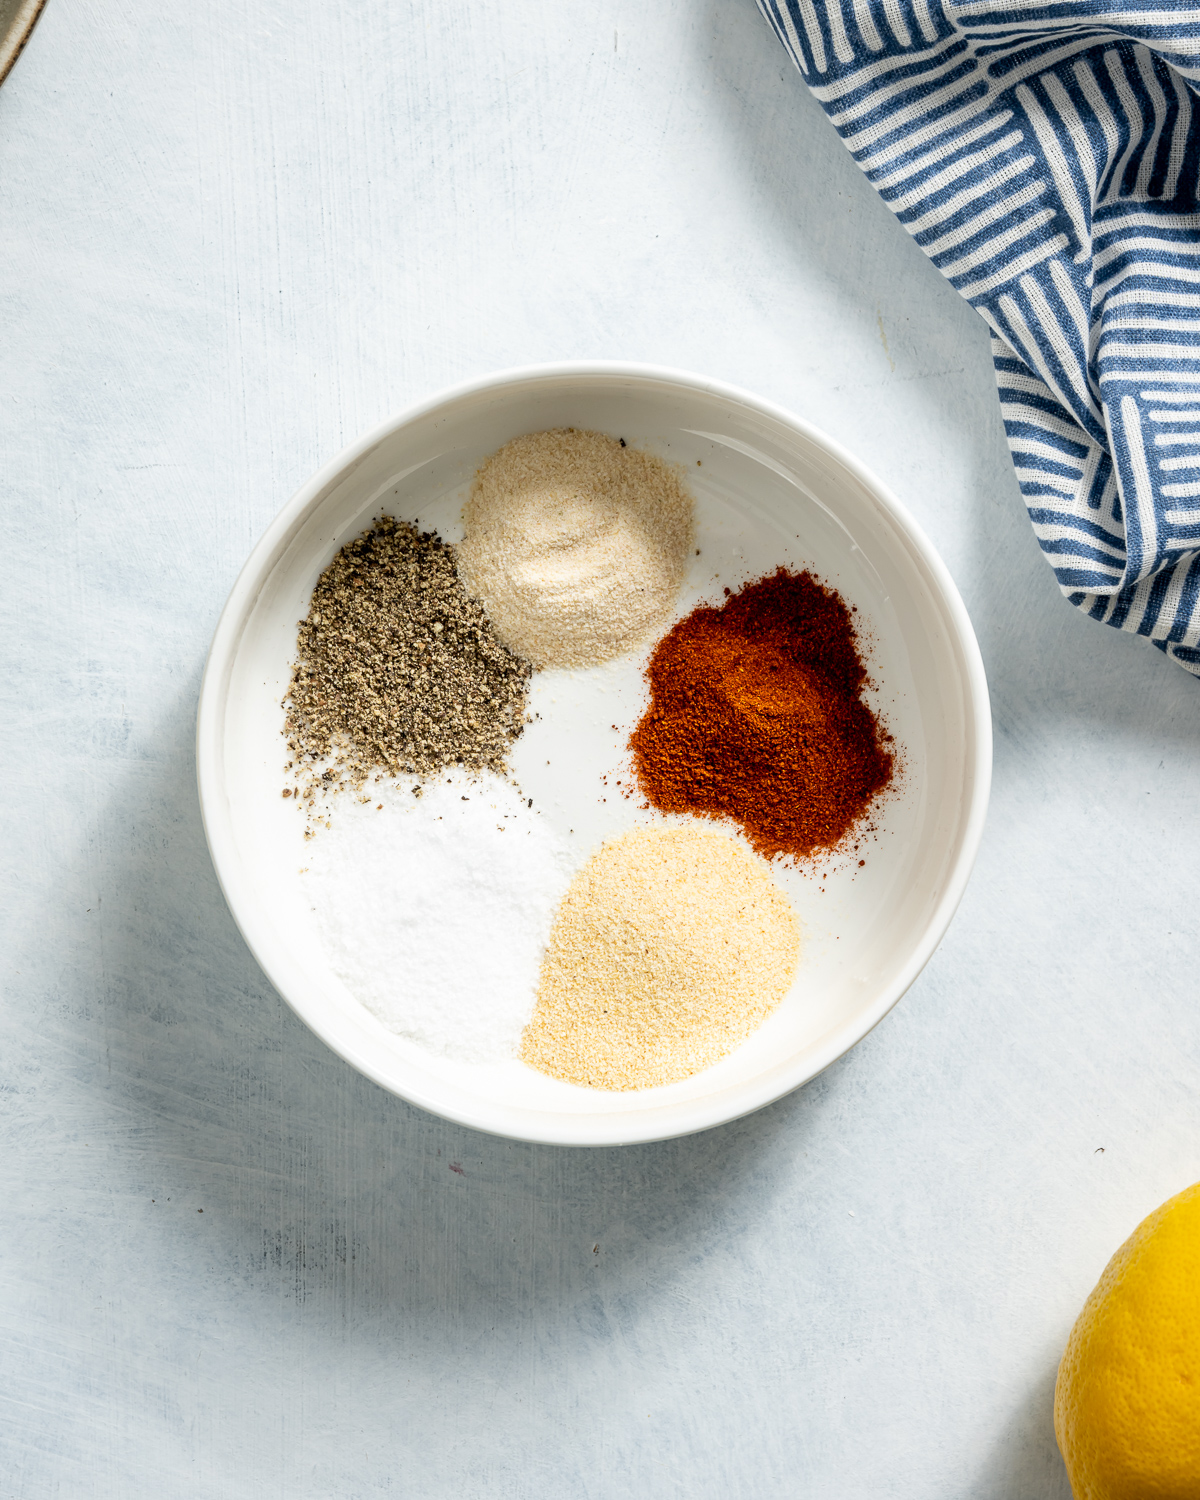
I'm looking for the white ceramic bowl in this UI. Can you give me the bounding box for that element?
[197,362,991,1145]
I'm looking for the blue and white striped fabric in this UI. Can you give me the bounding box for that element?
[757,0,1200,674]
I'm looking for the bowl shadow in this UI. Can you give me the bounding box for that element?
[970,1365,1073,1500]
[88,674,832,1344]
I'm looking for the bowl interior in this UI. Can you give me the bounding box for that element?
[199,367,989,1144]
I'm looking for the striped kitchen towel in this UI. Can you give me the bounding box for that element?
[758,0,1200,674]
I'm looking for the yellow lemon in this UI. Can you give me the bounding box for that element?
[1055,1181,1200,1500]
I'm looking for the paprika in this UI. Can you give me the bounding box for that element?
[629,568,894,862]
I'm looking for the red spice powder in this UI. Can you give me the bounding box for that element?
[629,568,894,862]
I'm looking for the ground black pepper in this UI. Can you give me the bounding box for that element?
[284,516,531,826]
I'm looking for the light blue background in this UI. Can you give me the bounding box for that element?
[3,2,1198,1495]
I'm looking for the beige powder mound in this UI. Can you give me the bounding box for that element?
[456,428,695,669]
[520,825,801,1091]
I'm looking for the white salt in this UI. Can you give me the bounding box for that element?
[303,771,573,1063]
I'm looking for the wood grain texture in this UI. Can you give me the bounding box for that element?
[2,0,1199,1495]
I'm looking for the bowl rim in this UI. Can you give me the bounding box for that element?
[196,360,992,1146]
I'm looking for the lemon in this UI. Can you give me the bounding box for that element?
[1055,1181,1200,1499]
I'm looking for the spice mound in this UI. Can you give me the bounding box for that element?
[285,516,530,810]
[520,825,800,1091]
[456,428,694,670]
[306,773,572,1063]
[630,569,893,861]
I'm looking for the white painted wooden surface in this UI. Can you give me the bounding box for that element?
[3,2,1199,1494]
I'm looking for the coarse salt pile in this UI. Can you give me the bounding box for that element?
[456,428,695,670]
[520,824,801,1090]
[304,772,572,1063]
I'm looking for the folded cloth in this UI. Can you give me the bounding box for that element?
[758,0,1200,674]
